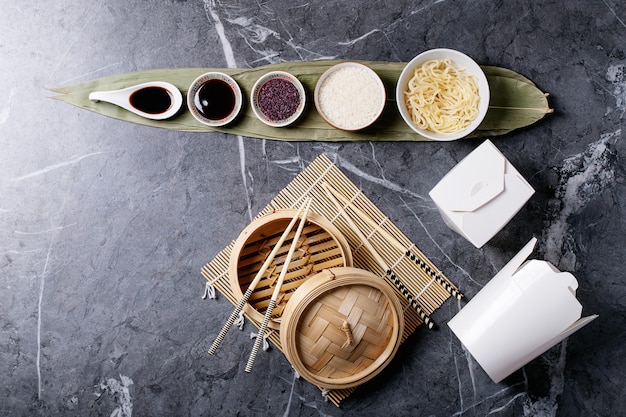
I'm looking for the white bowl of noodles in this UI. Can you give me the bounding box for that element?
[396,49,490,141]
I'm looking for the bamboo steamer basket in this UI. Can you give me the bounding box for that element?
[280,267,404,390]
[229,209,353,330]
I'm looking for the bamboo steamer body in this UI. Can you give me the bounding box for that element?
[280,267,404,389]
[229,210,353,329]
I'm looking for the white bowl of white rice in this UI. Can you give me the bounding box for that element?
[396,49,490,141]
[314,62,386,131]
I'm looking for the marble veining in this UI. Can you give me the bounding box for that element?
[96,374,134,417]
[1,0,624,416]
[11,151,109,182]
[542,131,620,271]
[0,88,16,126]
[606,65,626,116]
[36,245,53,401]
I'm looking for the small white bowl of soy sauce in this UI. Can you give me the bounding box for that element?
[187,72,243,127]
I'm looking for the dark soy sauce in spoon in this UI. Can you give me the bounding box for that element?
[129,86,173,114]
[194,79,236,120]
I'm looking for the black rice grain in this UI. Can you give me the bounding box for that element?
[258,78,301,122]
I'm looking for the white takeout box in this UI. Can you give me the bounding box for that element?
[429,139,535,248]
[448,238,598,383]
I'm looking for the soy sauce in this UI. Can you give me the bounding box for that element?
[129,86,173,114]
[194,79,236,120]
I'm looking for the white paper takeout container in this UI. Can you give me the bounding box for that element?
[448,238,598,383]
[429,139,535,248]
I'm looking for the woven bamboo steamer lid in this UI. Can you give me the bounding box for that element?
[280,266,404,390]
[229,209,353,330]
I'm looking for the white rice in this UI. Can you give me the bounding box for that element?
[317,65,384,130]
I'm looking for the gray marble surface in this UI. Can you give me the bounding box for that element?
[1,1,624,416]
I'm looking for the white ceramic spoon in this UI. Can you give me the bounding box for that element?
[89,81,183,120]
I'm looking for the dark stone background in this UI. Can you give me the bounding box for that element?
[1,1,624,415]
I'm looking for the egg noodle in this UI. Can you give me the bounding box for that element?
[404,59,480,134]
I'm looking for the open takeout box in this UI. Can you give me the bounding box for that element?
[448,238,598,383]
[429,139,535,248]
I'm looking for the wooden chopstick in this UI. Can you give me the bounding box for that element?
[245,198,312,372]
[323,182,436,329]
[208,199,309,355]
[323,182,463,300]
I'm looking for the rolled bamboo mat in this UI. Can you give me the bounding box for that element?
[201,153,458,406]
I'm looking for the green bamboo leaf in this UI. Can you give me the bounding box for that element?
[49,60,552,141]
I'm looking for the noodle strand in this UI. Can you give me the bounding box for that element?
[404,59,480,134]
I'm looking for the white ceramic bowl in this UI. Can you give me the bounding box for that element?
[314,62,386,131]
[396,49,490,141]
[250,71,306,127]
[187,72,243,127]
